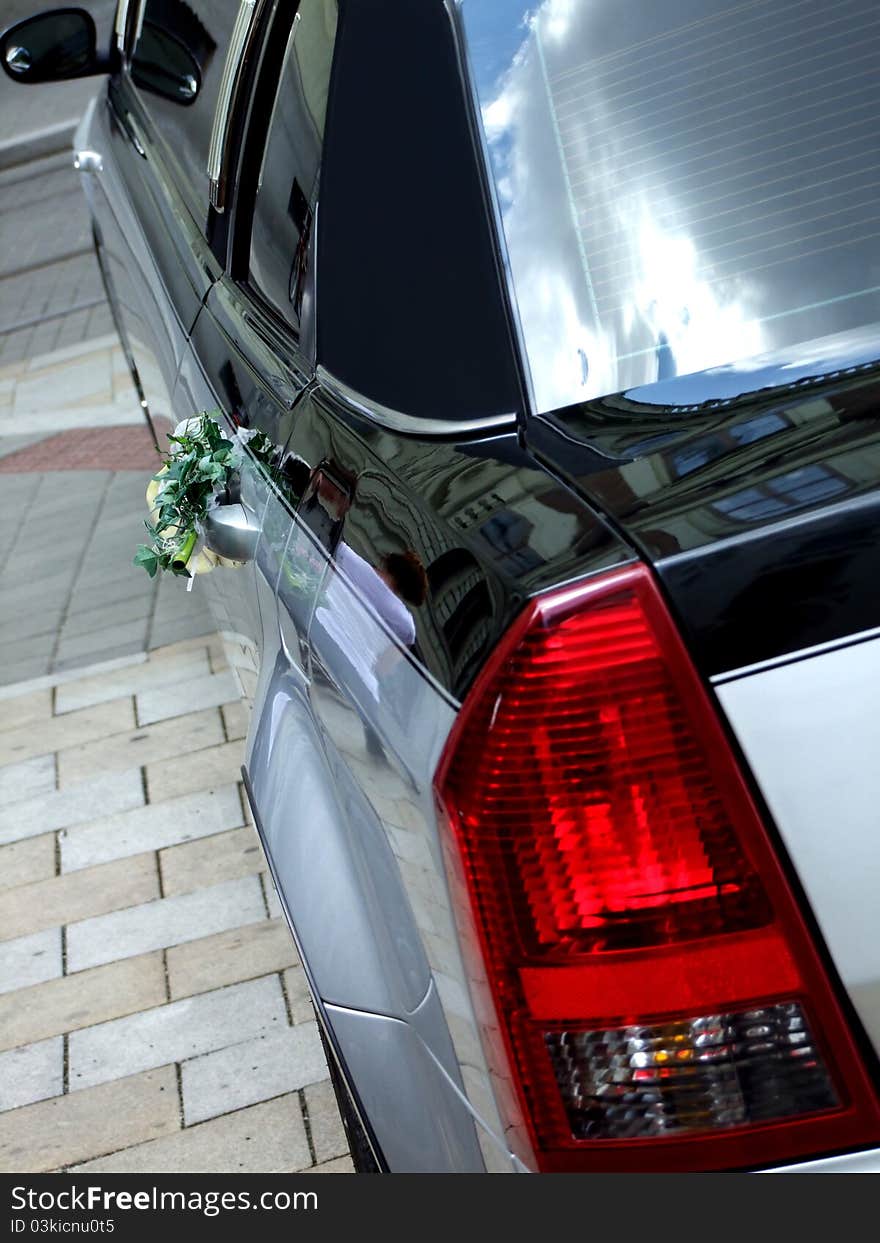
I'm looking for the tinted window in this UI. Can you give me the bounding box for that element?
[316,0,522,423]
[249,0,338,335]
[460,0,880,414]
[130,0,240,221]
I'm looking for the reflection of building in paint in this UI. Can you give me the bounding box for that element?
[349,437,598,693]
[570,364,880,554]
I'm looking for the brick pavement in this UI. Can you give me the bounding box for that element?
[0,637,351,1174]
[0,151,113,366]
[0,333,216,684]
[0,131,349,1174]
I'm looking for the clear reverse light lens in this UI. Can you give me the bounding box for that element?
[544,1002,838,1140]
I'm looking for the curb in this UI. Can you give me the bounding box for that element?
[0,120,76,172]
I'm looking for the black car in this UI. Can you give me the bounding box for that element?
[4,0,880,1172]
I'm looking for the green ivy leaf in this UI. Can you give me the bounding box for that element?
[134,545,160,577]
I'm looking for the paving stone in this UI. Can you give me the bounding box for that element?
[71,1092,310,1174]
[0,852,159,941]
[67,875,267,972]
[0,768,143,846]
[3,656,54,683]
[0,569,75,613]
[0,654,145,704]
[304,1078,350,1164]
[182,1022,327,1126]
[0,952,166,1054]
[69,975,288,1091]
[59,597,152,642]
[58,708,225,788]
[0,928,61,995]
[150,635,226,665]
[0,833,55,891]
[54,619,149,666]
[0,753,55,809]
[61,785,243,873]
[0,698,134,769]
[0,634,54,679]
[221,699,249,742]
[54,641,152,677]
[0,1037,63,1111]
[264,875,284,920]
[0,687,52,732]
[66,573,153,617]
[0,610,63,645]
[136,669,239,727]
[14,355,113,411]
[0,1065,179,1173]
[160,825,265,897]
[146,739,244,802]
[55,649,210,714]
[167,918,298,1001]
[282,964,316,1025]
[309,1155,354,1173]
[148,612,217,652]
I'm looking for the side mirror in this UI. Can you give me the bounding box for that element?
[130,22,201,105]
[1,8,106,84]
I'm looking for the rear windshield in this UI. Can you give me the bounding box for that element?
[458,0,880,414]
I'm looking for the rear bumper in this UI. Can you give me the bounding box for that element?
[769,1147,880,1172]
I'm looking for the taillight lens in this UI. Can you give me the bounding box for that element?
[435,564,880,1171]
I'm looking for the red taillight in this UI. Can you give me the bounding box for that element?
[435,564,880,1171]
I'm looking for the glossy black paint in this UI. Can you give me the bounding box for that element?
[526,334,880,676]
[0,8,109,84]
[283,388,630,701]
[190,276,631,700]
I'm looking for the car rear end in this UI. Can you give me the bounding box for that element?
[432,552,880,1170]
[412,0,880,1171]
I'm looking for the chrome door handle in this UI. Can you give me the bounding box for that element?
[203,503,261,562]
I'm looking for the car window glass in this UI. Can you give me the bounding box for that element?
[248,0,338,336]
[315,0,522,423]
[129,0,241,224]
[459,0,880,415]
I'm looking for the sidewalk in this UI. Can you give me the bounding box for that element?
[0,333,216,684]
[0,313,349,1172]
[0,0,115,167]
[0,638,351,1173]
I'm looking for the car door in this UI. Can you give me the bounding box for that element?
[76,0,242,435]
[173,0,337,708]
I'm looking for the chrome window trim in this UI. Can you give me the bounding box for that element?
[448,0,537,421]
[207,0,264,212]
[315,365,516,438]
[114,0,130,53]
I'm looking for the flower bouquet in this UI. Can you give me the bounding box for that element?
[134,413,273,579]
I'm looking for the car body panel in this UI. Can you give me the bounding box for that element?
[770,1147,880,1173]
[53,0,880,1172]
[75,78,220,427]
[717,634,880,1062]
[323,999,509,1173]
[524,330,880,678]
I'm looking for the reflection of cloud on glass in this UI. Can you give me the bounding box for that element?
[628,207,763,380]
[475,0,761,411]
[462,0,880,414]
[624,322,880,407]
[480,15,618,410]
